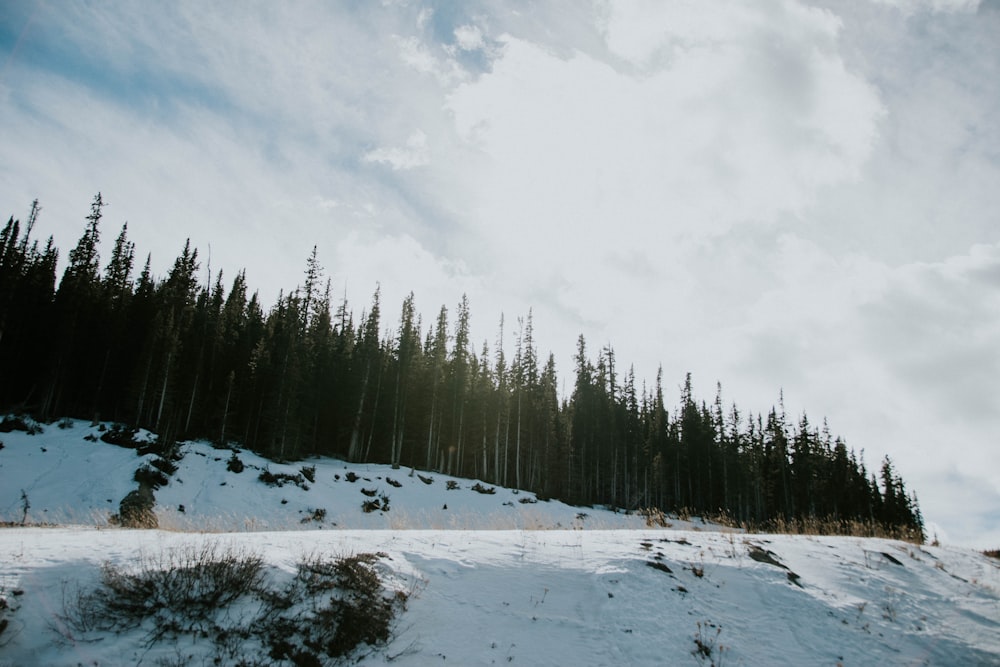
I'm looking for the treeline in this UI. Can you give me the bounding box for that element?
[0,195,924,539]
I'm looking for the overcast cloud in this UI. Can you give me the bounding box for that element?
[1,0,998,547]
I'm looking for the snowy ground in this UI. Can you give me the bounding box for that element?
[1,420,999,666]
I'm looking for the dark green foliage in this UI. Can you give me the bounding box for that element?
[99,424,143,448]
[0,195,925,541]
[227,452,245,473]
[133,465,169,489]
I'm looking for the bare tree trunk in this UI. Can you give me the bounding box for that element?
[348,364,370,462]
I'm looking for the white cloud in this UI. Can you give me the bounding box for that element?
[454,24,486,51]
[395,35,468,86]
[440,7,885,354]
[869,0,980,14]
[364,130,431,170]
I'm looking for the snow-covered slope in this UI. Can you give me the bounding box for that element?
[1,420,999,666]
[0,419,667,531]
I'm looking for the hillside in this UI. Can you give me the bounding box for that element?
[1,420,998,666]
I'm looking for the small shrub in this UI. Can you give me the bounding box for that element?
[18,490,29,526]
[58,417,74,429]
[386,477,402,488]
[134,465,169,490]
[99,423,144,448]
[227,453,245,473]
[300,466,316,483]
[417,474,433,485]
[262,552,408,663]
[360,487,378,497]
[647,561,674,575]
[345,471,359,483]
[0,584,19,645]
[446,480,459,491]
[641,507,670,528]
[471,483,496,495]
[692,621,727,665]
[112,486,157,528]
[258,469,308,490]
[150,456,178,476]
[66,543,265,634]
[519,497,537,504]
[0,415,41,434]
[300,508,327,524]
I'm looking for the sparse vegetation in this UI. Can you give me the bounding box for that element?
[0,415,41,435]
[18,490,29,525]
[151,456,179,476]
[99,423,145,449]
[300,508,327,524]
[692,621,727,665]
[0,584,17,645]
[63,544,408,665]
[258,469,309,490]
[134,465,169,490]
[362,494,391,514]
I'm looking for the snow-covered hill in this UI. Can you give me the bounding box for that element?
[1,420,998,666]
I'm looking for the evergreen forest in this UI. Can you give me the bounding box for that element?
[0,195,925,540]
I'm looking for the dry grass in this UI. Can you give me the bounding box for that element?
[62,542,409,664]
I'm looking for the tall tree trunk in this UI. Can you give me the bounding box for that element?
[348,363,370,462]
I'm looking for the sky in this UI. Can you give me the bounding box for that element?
[1,0,998,548]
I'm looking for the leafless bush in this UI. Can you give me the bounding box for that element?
[300,508,327,524]
[692,621,727,665]
[258,552,409,664]
[65,543,265,634]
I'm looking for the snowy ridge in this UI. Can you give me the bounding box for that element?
[1,420,999,666]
